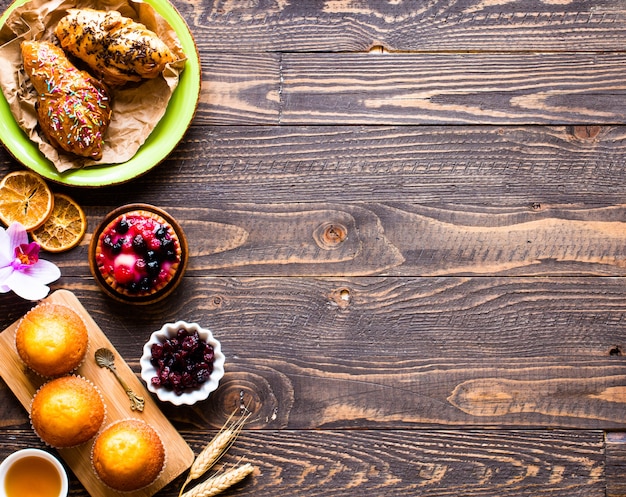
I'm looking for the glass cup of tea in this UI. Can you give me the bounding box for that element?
[0,448,68,497]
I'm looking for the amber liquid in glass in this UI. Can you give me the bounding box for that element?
[4,456,61,497]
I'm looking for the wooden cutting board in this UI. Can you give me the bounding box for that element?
[0,289,195,497]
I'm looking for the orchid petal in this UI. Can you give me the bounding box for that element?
[4,271,51,300]
[22,260,61,285]
[7,222,28,248]
[0,265,11,280]
[0,228,11,266]
[0,222,61,300]
[0,266,13,292]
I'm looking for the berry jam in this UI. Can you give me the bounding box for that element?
[96,213,180,295]
[150,328,215,395]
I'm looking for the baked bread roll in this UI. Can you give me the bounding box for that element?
[55,9,177,86]
[21,40,112,160]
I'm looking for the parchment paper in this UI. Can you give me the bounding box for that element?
[0,0,186,172]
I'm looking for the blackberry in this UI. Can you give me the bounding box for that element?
[111,240,124,254]
[158,366,171,383]
[102,234,114,250]
[155,225,168,239]
[164,338,178,351]
[128,281,140,293]
[132,234,146,253]
[146,260,160,277]
[181,372,194,388]
[161,238,178,260]
[182,334,199,352]
[195,368,211,383]
[116,218,129,233]
[139,277,152,292]
[146,250,159,262]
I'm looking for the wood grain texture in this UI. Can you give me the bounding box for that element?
[180,429,606,497]
[1,0,626,494]
[2,0,626,53]
[1,280,625,431]
[17,202,626,277]
[607,432,626,497]
[278,53,626,125]
[3,276,626,362]
[8,125,622,206]
[197,53,626,125]
[0,428,607,497]
[175,0,626,53]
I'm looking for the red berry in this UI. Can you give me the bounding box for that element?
[114,264,134,284]
[148,237,162,251]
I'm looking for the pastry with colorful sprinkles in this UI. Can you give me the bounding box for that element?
[20,40,112,160]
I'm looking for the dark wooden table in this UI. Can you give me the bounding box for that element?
[1,1,626,496]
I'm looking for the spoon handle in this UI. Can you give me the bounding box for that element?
[110,364,145,412]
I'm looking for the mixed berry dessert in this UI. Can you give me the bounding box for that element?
[90,204,187,304]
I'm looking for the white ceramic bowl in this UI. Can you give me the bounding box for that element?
[140,321,225,406]
[0,448,68,497]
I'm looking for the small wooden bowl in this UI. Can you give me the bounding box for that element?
[88,204,188,305]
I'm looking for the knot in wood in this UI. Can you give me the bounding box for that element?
[314,222,348,250]
[368,45,388,54]
[329,287,352,308]
[211,372,282,427]
[219,381,262,420]
[572,125,602,141]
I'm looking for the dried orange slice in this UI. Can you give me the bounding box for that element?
[0,171,53,230]
[31,193,86,252]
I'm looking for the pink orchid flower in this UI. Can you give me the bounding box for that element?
[0,222,61,301]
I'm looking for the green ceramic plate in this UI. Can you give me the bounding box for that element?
[0,0,200,187]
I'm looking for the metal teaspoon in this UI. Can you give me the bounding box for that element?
[94,347,145,412]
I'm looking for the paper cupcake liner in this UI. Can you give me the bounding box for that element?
[29,374,107,449]
[15,302,91,378]
[90,418,167,493]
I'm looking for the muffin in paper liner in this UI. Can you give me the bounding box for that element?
[90,418,167,493]
[15,302,90,378]
[29,375,107,449]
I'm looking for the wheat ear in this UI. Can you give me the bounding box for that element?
[181,463,255,497]
[179,410,251,496]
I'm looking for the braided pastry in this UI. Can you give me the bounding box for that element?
[55,9,176,86]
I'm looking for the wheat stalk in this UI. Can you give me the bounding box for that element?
[179,409,251,496]
[180,463,255,497]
